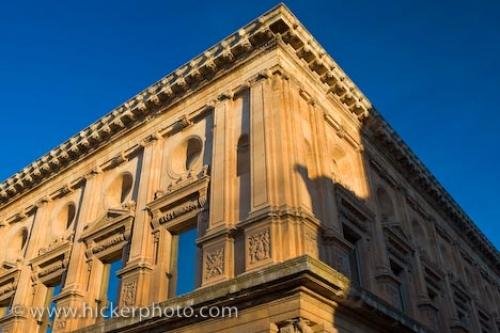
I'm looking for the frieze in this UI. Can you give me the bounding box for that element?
[147,172,209,231]
[335,183,373,233]
[0,268,21,301]
[31,240,71,284]
[38,262,64,279]
[80,208,134,260]
[92,234,126,255]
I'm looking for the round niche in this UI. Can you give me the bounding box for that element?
[170,136,203,176]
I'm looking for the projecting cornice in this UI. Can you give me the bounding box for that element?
[0,4,372,209]
[0,4,498,274]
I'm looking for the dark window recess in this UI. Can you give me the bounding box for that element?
[175,227,198,296]
[343,225,362,286]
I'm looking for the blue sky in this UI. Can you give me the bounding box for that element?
[1,0,498,248]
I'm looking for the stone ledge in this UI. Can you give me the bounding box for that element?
[75,256,431,333]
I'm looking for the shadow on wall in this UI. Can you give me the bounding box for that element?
[293,122,444,333]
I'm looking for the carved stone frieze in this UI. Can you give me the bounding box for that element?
[146,172,209,232]
[80,208,134,260]
[0,267,21,303]
[31,239,72,285]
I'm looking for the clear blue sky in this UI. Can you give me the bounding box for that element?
[1,0,498,249]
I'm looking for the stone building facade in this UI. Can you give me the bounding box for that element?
[0,4,498,333]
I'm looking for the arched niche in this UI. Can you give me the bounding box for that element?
[331,144,357,191]
[51,202,77,237]
[236,134,250,177]
[411,219,429,257]
[106,172,134,208]
[376,187,396,222]
[170,136,204,177]
[4,227,29,263]
[439,241,455,272]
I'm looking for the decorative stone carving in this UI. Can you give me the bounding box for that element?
[80,208,134,260]
[121,281,137,307]
[0,267,21,302]
[38,232,74,256]
[278,318,314,333]
[91,233,126,255]
[158,199,199,224]
[248,228,271,264]
[30,240,71,285]
[304,230,318,258]
[205,248,224,280]
[146,172,209,232]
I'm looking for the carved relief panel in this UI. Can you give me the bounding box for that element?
[245,224,274,270]
[201,237,232,285]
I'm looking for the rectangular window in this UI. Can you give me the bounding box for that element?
[100,258,123,318]
[173,227,197,296]
[390,260,407,313]
[343,225,362,286]
[45,283,62,333]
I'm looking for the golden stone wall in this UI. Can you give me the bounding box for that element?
[0,4,498,333]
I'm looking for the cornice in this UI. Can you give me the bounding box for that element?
[0,4,371,209]
[0,4,497,275]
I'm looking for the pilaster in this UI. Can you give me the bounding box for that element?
[120,135,161,306]
[54,171,102,332]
